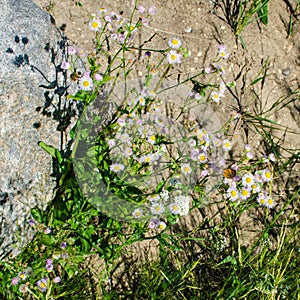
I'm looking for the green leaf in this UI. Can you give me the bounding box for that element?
[257,2,269,25]
[38,141,63,163]
[70,124,77,139]
[250,76,265,86]
[155,180,165,193]
[79,237,92,253]
[40,235,57,246]
[31,207,44,223]
[217,255,237,266]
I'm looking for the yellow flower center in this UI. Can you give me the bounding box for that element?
[83,80,90,87]
[172,205,179,211]
[172,39,178,45]
[183,167,190,173]
[171,54,176,60]
[199,155,206,161]
[145,157,151,163]
[242,190,248,196]
[268,199,273,204]
[260,199,265,204]
[231,190,237,197]
[154,206,160,212]
[246,177,252,183]
[40,282,46,288]
[265,171,271,178]
[92,21,98,28]
[158,224,165,230]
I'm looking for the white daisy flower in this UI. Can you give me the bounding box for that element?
[107,22,114,31]
[222,139,232,151]
[119,132,130,143]
[251,183,261,194]
[140,154,153,164]
[181,163,192,175]
[135,95,146,106]
[240,187,251,200]
[150,203,165,215]
[198,152,208,163]
[257,193,267,206]
[168,37,182,49]
[156,221,167,230]
[148,134,156,144]
[79,76,94,91]
[132,208,143,218]
[261,169,272,182]
[226,187,239,201]
[167,50,182,64]
[126,23,138,34]
[242,173,255,187]
[169,203,180,214]
[265,196,275,208]
[124,147,132,156]
[110,163,124,173]
[210,91,221,103]
[218,45,229,59]
[89,18,102,32]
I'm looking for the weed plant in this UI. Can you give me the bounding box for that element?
[0,1,299,300]
[212,0,270,47]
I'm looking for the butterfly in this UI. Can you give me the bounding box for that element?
[223,168,236,179]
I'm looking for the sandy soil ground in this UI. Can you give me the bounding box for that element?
[33,0,300,145]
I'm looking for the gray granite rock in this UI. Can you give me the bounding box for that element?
[0,0,84,259]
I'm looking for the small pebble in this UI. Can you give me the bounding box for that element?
[282,67,290,77]
[184,26,192,33]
